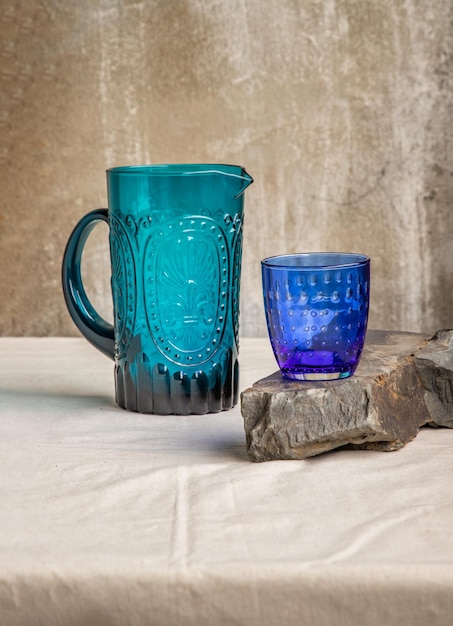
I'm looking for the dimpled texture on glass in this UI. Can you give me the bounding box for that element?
[62,164,252,414]
[262,253,370,380]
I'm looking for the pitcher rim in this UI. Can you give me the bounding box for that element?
[107,163,251,177]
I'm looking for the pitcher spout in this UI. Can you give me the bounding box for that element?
[234,168,253,199]
[155,163,253,199]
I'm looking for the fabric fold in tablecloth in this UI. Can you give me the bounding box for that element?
[1,338,453,626]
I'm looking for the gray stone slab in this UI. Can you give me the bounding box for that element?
[241,329,453,462]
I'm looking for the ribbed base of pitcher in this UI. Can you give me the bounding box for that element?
[114,352,239,414]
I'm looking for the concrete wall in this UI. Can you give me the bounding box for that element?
[1,0,452,338]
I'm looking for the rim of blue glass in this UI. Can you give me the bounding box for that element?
[107,164,249,177]
[262,252,370,270]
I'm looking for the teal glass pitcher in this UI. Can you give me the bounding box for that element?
[62,164,253,414]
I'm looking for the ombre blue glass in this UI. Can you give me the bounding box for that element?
[262,253,370,381]
[62,164,253,414]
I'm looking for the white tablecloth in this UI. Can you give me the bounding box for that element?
[1,337,453,626]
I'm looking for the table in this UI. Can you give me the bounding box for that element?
[1,337,453,626]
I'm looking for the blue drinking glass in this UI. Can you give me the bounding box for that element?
[62,164,253,414]
[262,253,370,380]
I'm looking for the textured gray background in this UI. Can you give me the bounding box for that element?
[1,0,452,337]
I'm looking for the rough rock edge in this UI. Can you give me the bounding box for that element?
[241,330,453,462]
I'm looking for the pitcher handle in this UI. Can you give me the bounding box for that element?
[62,209,115,360]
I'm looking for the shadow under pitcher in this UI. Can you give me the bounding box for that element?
[62,164,253,414]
